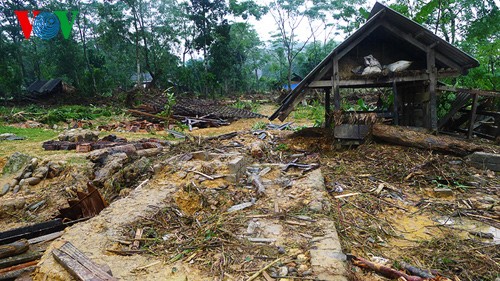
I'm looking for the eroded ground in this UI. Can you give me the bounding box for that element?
[0,103,499,281]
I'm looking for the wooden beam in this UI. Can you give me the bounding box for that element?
[309,73,430,88]
[392,81,399,125]
[437,86,500,98]
[337,22,383,60]
[381,22,465,73]
[312,61,332,82]
[325,88,331,128]
[427,47,438,131]
[468,94,479,139]
[333,58,340,110]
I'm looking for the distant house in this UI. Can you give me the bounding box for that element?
[130,72,153,88]
[282,73,303,91]
[27,79,64,98]
[27,79,76,101]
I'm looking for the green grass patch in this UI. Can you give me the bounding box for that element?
[0,125,58,141]
[293,101,324,127]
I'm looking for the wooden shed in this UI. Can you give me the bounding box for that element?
[270,2,480,132]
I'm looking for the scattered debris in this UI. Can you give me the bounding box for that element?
[0,133,25,141]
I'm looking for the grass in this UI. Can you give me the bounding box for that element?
[292,101,325,127]
[0,125,58,141]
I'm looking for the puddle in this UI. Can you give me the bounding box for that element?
[435,216,500,244]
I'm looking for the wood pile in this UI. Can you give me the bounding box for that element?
[43,135,169,152]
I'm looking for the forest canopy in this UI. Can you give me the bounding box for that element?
[0,0,498,100]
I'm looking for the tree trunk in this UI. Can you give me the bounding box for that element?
[372,124,482,156]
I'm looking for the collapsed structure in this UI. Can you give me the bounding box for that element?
[271,2,499,139]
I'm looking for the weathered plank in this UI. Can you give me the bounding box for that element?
[334,124,370,140]
[467,152,500,171]
[0,260,38,280]
[52,242,117,281]
[0,240,29,259]
[372,124,482,156]
[0,251,42,269]
[0,219,64,245]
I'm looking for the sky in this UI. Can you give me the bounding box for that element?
[245,0,380,44]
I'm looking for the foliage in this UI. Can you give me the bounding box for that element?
[293,100,324,126]
[159,88,177,128]
[232,100,260,113]
[251,121,267,130]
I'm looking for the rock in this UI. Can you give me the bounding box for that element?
[33,166,49,178]
[0,133,25,141]
[246,219,260,235]
[0,198,26,217]
[58,129,99,142]
[309,200,324,212]
[2,152,32,175]
[279,266,288,277]
[228,156,248,182]
[433,188,453,198]
[1,183,10,196]
[296,254,307,263]
[10,179,19,187]
[13,185,20,194]
[19,179,26,186]
[30,158,39,169]
[191,151,209,161]
[297,264,308,274]
[48,164,63,178]
[467,152,500,171]
[119,188,132,197]
[250,141,265,158]
[23,172,32,179]
[301,270,312,276]
[277,246,286,254]
[26,177,42,186]
[93,153,129,184]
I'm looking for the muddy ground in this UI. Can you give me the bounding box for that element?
[0,103,498,281]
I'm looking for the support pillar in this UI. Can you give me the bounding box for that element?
[325,88,331,128]
[427,48,437,131]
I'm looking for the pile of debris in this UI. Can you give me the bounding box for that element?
[130,95,266,130]
[1,152,64,197]
[97,120,164,133]
[42,129,168,153]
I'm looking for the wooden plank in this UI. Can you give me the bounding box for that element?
[436,86,500,98]
[27,231,64,245]
[0,219,64,245]
[0,251,42,269]
[437,92,470,128]
[325,88,331,128]
[333,58,340,110]
[0,240,29,259]
[309,73,432,88]
[52,242,117,281]
[0,264,37,280]
[392,81,399,125]
[467,94,479,139]
[427,48,438,130]
[334,124,370,140]
[312,61,332,82]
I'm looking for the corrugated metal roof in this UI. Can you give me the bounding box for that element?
[270,2,479,121]
[27,79,63,95]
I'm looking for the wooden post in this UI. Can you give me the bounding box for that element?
[427,48,437,131]
[467,93,479,139]
[332,57,340,110]
[325,88,331,128]
[392,81,399,125]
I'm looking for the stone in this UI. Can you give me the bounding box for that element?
[23,172,32,179]
[467,152,500,171]
[191,151,209,161]
[0,198,26,217]
[1,183,10,196]
[296,254,307,263]
[301,270,312,276]
[309,200,324,212]
[119,188,132,197]
[10,179,19,187]
[2,152,32,175]
[297,264,308,274]
[278,266,288,276]
[58,129,99,142]
[26,177,42,186]
[433,188,453,198]
[13,185,20,194]
[227,156,248,182]
[30,158,39,169]
[33,166,49,178]
[48,164,63,178]
[0,133,25,141]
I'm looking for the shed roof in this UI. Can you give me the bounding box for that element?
[27,79,63,95]
[270,2,479,121]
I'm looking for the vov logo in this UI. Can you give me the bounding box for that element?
[14,10,79,40]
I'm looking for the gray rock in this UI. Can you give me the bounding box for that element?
[19,179,26,186]
[309,200,324,212]
[30,158,39,169]
[0,198,26,217]
[10,179,19,187]
[2,152,32,175]
[23,172,32,179]
[26,177,42,186]
[0,133,25,141]
[33,166,49,178]
[1,183,10,196]
[13,185,20,194]
[58,129,99,142]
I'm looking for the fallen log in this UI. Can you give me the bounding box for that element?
[372,124,482,156]
[0,240,29,259]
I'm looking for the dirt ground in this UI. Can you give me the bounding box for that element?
[0,103,499,280]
